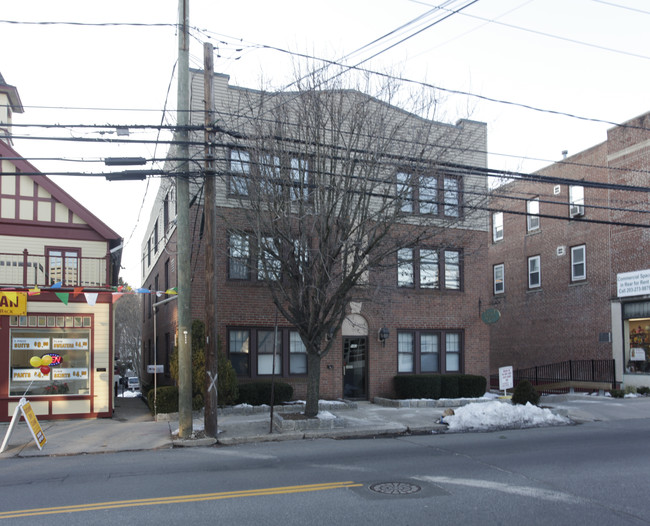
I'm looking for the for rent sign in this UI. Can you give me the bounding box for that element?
[617,269,650,298]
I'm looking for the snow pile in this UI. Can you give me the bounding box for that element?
[443,401,570,432]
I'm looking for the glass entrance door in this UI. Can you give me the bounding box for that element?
[343,337,367,399]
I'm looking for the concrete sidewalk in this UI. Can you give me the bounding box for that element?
[2,394,650,458]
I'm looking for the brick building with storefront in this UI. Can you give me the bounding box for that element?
[488,111,650,389]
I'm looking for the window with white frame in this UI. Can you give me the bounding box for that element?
[528,255,541,289]
[397,330,461,374]
[229,149,250,196]
[571,245,586,281]
[492,211,503,242]
[569,185,585,217]
[527,198,540,231]
[494,263,505,294]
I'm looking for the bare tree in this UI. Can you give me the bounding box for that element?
[217,68,487,417]
[114,284,142,379]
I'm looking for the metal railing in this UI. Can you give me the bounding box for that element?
[0,250,111,288]
[490,359,617,394]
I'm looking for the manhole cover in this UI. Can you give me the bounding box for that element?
[369,482,421,495]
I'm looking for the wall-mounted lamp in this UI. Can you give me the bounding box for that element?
[378,326,390,347]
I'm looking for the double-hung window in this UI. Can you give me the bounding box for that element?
[528,255,541,289]
[571,245,586,281]
[257,330,281,375]
[443,177,460,217]
[492,212,503,242]
[527,198,540,232]
[47,248,79,286]
[396,173,461,217]
[258,236,281,281]
[228,233,250,280]
[230,150,250,196]
[397,330,461,374]
[228,327,308,378]
[397,248,461,290]
[290,158,309,200]
[494,263,505,294]
[569,185,585,217]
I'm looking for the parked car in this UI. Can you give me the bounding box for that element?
[127,377,140,391]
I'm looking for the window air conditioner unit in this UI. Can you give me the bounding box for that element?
[569,204,584,217]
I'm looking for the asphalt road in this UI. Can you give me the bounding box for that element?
[2,417,650,525]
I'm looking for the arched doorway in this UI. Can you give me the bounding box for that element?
[341,314,368,399]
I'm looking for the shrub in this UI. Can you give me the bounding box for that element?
[610,389,625,398]
[637,386,650,396]
[217,350,239,406]
[148,385,179,414]
[511,380,540,406]
[169,320,240,409]
[394,375,441,399]
[236,381,293,406]
[458,375,487,398]
[440,375,460,399]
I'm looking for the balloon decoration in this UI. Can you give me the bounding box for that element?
[30,355,54,375]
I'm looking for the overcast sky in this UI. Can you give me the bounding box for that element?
[1,0,648,287]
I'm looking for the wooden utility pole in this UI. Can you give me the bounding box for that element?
[203,42,218,438]
[176,0,192,438]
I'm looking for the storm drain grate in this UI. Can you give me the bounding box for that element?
[369,482,422,495]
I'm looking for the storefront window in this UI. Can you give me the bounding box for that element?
[9,327,91,396]
[626,318,650,374]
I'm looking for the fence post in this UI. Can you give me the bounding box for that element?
[22,249,28,287]
[569,360,573,382]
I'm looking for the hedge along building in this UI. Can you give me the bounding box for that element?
[0,73,123,421]
[140,70,490,404]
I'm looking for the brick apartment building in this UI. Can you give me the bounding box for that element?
[489,111,650,389]
[141,70,491,401]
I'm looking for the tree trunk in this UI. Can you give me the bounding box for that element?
[305,352,322,418]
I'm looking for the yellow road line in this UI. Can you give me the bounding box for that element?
[0,481,363,519]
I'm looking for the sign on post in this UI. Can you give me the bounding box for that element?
[147,365,164,374]
[499,366,514,395]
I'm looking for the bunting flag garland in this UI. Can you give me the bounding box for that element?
[51,281,63,289]
[165,288,178,295]
[111,293,124,304]
[84,292,98,306]
[55,292,69,305]
[135,288,151,294]
[73,287,84,298]
[28,285,41,296]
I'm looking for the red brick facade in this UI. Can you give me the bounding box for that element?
[488,111,650,388]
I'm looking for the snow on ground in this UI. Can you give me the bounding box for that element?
[443,401,571,432]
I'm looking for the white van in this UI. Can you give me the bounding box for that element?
[127,377,140,391]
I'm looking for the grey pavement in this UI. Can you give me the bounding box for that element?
[1,393,650,458]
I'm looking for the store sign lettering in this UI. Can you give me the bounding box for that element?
[11,338,51,351]
[52,338,89,350]
[618,269,650,298]
[0,292,27,315]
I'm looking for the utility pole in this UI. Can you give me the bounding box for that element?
[176,0,192,438]
[203,42,218,437]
